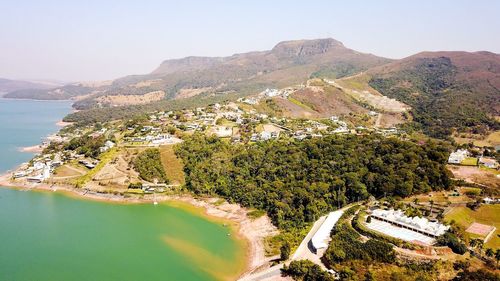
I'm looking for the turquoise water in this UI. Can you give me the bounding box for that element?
[0,99,72,172]
[0,99,245,281]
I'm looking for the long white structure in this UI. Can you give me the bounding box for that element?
[311,209,344,251]
[370,209,449,238]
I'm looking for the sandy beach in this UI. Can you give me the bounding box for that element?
[18,145,44,153]
[56,120,73,127]
[0,172,278,279]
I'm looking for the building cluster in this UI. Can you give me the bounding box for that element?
[13,153,64,183]
[370,209,450,238]
[447,148,499,169]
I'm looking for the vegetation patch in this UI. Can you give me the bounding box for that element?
[134,148,168,183]
[73,148,118,187]
[460,157,478,166]
[445,205,500,249]
[176,133,453,231]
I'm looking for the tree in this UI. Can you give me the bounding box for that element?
[280,241,291,261]
[495,249,500,266]
[485,248,494,258]
[469,238,478,248]
[476,240,484,255]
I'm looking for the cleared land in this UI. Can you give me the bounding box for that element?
[445,204,500,249]
[454,130,500,147]
[331,73,410,113]
[448,165,500,189]
[159,145,185,186]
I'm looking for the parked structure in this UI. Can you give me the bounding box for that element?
[311,210,344,251]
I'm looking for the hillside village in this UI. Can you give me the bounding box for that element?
[6,77,500,280]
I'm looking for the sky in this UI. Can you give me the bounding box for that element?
[0,0,499,82]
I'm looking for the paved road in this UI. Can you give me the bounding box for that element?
[240,205,353,281]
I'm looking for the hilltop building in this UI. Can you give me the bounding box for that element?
[448,149,469,164]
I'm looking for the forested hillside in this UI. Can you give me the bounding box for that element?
[175,134,453,229]
[368,51,500,138]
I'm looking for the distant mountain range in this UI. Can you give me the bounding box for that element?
[0,78,58,95]
[5,38,391,107]
[4,38,500,138]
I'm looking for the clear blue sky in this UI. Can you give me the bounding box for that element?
[0,0,499,82]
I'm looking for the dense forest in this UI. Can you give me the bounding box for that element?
[369,56,500,139]
[133,149,168,183]
[175,134,453,229]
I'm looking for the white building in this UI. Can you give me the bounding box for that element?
[370,209,449,238]
[448,149,469,164]
[479,157,499,169]
[151,134,173,145]
[262,88,280,97]
[311,210,344,251]
[99,140,115,153]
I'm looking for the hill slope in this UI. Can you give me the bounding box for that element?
[8,38,392,109]
[0,78,56,94]
[367,51,500,138]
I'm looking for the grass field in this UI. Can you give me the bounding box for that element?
[159,145,185,186]
[460,157,478,166]
[288,97,314,111]
[445,204,500,249]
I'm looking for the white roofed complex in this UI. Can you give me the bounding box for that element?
[368,209,449,245]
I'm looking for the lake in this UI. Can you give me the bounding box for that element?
[0,99,245,281]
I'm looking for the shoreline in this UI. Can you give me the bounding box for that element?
[18,145,44,153]
[0,173,277,280]
[0,96,74,102]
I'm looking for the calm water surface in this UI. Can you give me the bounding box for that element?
[0,99,245,281]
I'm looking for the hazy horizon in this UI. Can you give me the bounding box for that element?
[1,0,499,82]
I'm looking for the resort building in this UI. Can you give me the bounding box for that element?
[370,209,449,238]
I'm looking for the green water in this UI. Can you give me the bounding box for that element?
[0,99,245,280]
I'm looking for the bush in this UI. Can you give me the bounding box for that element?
[280,241,291,261]
[281,260,334,281]
[437,232,467,255]
[128,182,142,189]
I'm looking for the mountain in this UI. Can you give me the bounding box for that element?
[7,38,391,108]
[0,78,56,95]
[367,51,500,138]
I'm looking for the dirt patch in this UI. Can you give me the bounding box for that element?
[175,87,211,100]
[377,113,406,128]
[96,90,166,106]
[278,85,368,119]
[448,165,500,189]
